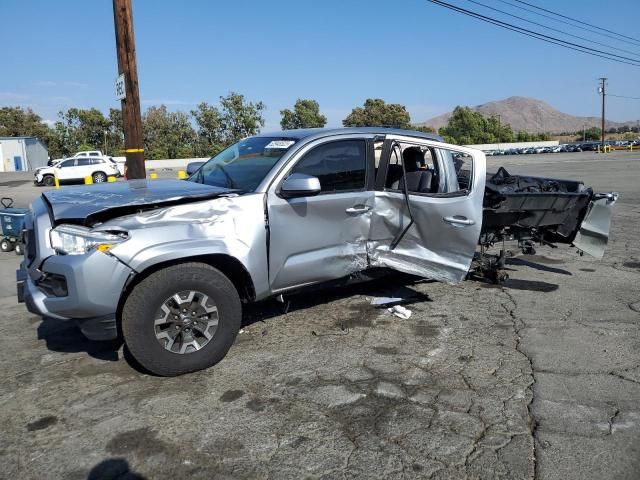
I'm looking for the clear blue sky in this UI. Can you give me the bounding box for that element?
[1,0,639,129]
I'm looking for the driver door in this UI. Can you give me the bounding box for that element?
[54,159,78,180]
[368,136,485,283]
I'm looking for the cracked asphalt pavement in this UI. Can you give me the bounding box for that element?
[1,152,638,479]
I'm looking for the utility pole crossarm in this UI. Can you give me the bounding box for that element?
[113,0,145,179]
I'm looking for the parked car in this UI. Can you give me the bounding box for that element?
[34,156,120,186]
[16,127,617,376]
[47,150,105,167]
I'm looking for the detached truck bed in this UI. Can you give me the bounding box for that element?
[480,167,617,259]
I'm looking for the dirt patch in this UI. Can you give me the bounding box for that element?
[413,323,440,337]
[27,415,58,432]
[105,427,170,456]
[0,180,30,188]
[334,303,376,329]
[373,346,398,355]
[219,390,245,402]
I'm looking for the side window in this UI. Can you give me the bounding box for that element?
[76,158,92,166]
[89,152,100,157]
[91,158,105,164]
[385,144,439,194]
[60,159,75,168]
[449,151,473,192]
[384,143,472,195]
[291,140,366,193]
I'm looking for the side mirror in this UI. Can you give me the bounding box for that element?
[281,173,321,198]
[186,161,205,176]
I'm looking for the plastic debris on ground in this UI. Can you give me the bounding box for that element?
[370,296,404,306]
[388,305,412,319]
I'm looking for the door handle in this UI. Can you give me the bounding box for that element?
[443,215,475,226]
[346,205,372,214]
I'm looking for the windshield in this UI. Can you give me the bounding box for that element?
[189,136,298,192]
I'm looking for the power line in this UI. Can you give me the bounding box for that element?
[514,0,640,45]
[496,0,640,48]
[426,0,640,67]
[464,0,640,58]
[608,93,640,101]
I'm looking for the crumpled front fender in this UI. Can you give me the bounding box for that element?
[106,194,270,299]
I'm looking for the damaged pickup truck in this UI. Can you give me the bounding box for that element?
[16,128,617,375]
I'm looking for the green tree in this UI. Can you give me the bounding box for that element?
[516,130,531,142]
[580,127,601,141]
[280,99,327,130]
[107,108,124,155]
[439,107,516,145]
[142,105,197,159]
[342,99,410,128]
[191,101,224,157]
[438,107,486,145]
[535,132,550,141]
[218,92,266,144]
[0,106,50,139]
[58,108,110,152]
[411,125,436,134]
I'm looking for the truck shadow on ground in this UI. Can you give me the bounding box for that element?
[506,256,572,275]
[37,317,122,362]
[242,272,433,328]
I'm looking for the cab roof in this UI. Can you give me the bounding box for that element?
[256,127,443,142]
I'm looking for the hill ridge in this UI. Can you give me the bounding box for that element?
[420,96,636,134]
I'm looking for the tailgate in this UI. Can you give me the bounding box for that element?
[573,192,618,258]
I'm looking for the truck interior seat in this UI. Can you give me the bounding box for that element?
[390,147,434,193]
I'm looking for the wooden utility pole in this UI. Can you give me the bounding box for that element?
[599,77,607,151]
[113,0,145,179]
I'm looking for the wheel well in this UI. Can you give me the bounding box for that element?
[117,254,256,328]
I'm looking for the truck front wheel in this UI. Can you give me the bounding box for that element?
[121,263,241,376]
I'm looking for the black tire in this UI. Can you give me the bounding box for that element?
[92,172,107,183]
[1,238,14,252]
[121,263,241,376]
[42,175,55,187]
[15,243,23,256]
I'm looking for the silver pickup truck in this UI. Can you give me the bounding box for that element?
[16,128,616,376]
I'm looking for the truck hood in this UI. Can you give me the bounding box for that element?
[42,179,235,226]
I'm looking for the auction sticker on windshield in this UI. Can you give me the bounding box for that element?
[265,140,295,149]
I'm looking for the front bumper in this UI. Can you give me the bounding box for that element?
[17,251,134,341]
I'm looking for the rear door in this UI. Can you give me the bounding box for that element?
[76,157,94,178]
[267,135,375,292]
[368,136,485,283]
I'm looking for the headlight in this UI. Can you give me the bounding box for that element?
[50,224,128,255]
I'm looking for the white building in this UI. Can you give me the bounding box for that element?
[0,136,49,172]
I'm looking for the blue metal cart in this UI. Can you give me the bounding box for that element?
[0,198,28,255]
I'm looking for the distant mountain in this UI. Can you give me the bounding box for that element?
[419,96,636,134]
